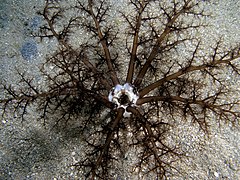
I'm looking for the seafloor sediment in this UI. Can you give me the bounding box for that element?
[0,0,239,179]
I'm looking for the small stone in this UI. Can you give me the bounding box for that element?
[214,171,219,177]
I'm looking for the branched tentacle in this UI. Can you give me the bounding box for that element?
[0,0,239,179]
[77,0,120,86]
[134,0,195,87]
[125,1,149,84]
[139,44,240,97]
[137,94,239,131]
[127,106,182,178]
[90,107,124,179]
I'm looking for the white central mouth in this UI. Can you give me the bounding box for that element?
[108,83,139,117]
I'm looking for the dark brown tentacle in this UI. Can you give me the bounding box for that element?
[134,0,193,87]
[81,48,112,91]
[87,0,120,86]
[90,107,124,179]
[125,1,148,83]
[136,95,239,132]
[139,53,240,97]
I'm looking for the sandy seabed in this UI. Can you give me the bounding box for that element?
[0,0,239,179]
